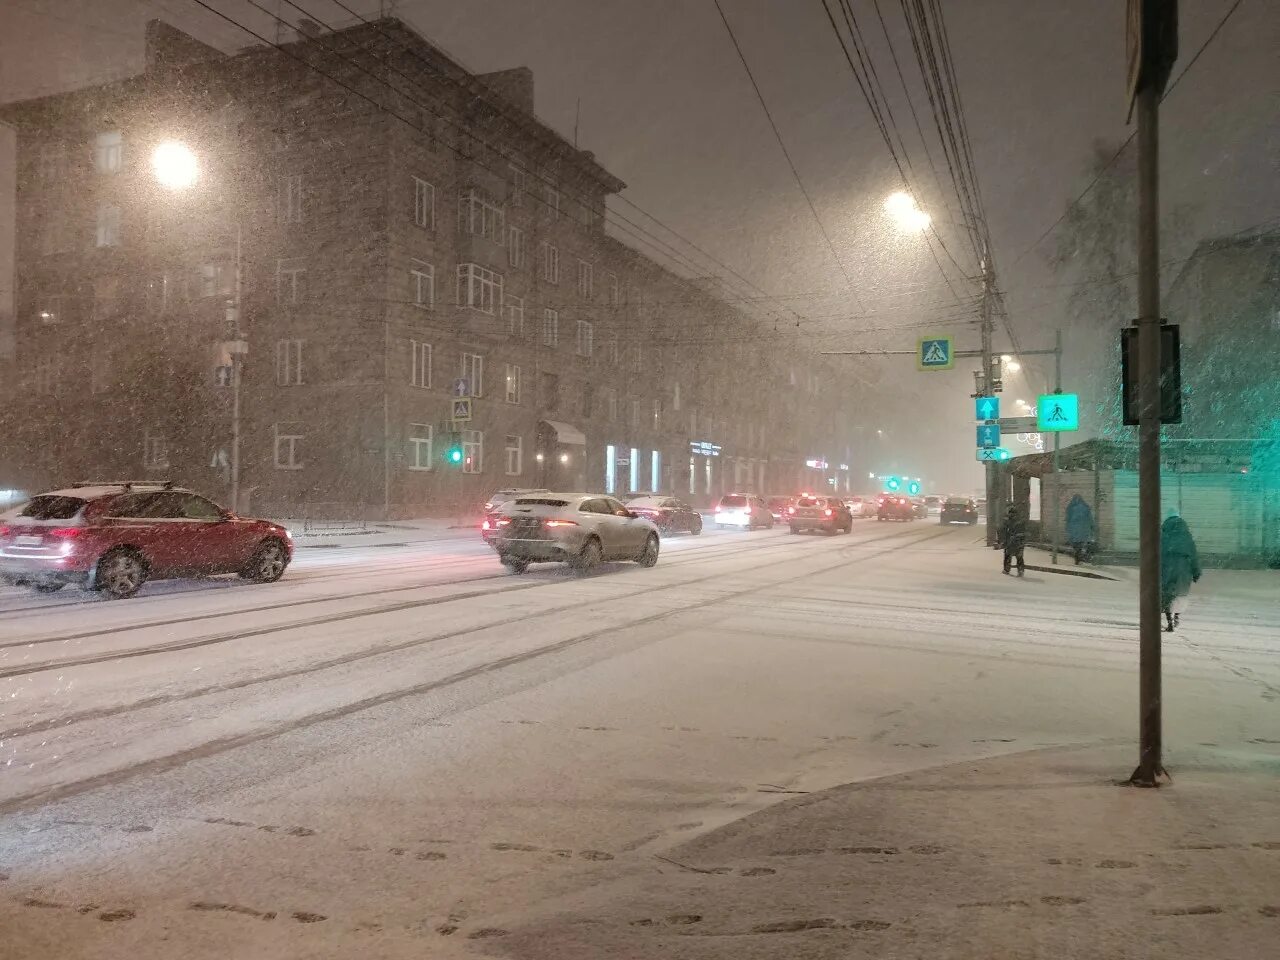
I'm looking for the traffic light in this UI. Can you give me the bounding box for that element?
[907,480,921,496]
[443,432,464,466]
[885,476,901,492]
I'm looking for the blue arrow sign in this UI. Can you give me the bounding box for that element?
[976,424,1001,449]
[975,396,1000,421]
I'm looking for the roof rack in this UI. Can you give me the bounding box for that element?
[70,480,177,491]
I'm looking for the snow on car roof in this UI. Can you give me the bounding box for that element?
[626,496,671,506]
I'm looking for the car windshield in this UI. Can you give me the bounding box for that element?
[946,497,970,506]
[17,495,85,520]
[796,497,820,507]
[719,495,748,507]
[513,498,570,507]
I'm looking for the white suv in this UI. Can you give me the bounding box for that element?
[487,494,660,573]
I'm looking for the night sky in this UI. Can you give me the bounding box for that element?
[4,0,1276,489]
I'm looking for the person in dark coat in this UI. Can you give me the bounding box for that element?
[1064,494,1094,565]
[999,506,1026,577]
[1160,514,1201,632]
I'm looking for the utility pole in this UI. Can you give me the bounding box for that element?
[1051,328,1062,564]
[228,220,245,515]
[979,248,998,547]
[1127,0,1177,787]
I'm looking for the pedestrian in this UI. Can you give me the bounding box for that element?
[1064,494,1094,565]
[999,505,1026,577]
[1160,513,1201,632]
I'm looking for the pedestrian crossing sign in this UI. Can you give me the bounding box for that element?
[1037,393,1079,432]
[917,336,954,370]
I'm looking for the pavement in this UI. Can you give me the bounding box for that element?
[490,743,1280,959]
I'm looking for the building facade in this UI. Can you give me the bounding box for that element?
[0,18,869,518]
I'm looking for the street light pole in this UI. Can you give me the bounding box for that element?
[979,249,998,547]
[229,220,243,514]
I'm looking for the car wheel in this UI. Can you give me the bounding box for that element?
[96,548,147,599]
[689,516,702,535]
[243,538,288,583]
[636,534,659,567]
[31,582,66,594]
[573,537,602,574]
[502,556,530,574]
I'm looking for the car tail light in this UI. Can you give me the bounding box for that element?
[824,508,832,517]
[744,506,752,514]
[495,518,512,527]
[481,519,491,530]
[787,506,796,515]
[0,525,9,539]
[544,519,577,528]
[714,506,723,513]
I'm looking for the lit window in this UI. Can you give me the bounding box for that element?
[411,259,435,309]
[456,263,502,314]
[408,423,434,470]
[462,429,483,474]
[504,363,521,404]
[412,177,436,229]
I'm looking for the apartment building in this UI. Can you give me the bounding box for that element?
[0,18,867,518]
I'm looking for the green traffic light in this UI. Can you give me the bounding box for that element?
[885,476,901,491]
[447,448,463,464]
[907,481,921,495]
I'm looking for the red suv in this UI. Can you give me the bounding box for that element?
[0,481,293,599]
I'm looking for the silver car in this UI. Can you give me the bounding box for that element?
[487,494,660,574]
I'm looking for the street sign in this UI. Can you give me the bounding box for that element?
[976,447,1011,463]
[1037,393,1079,432]
[452,377,471,398]
[998,415,1038,433]
[975,396,999,421]
[917,336,954,370]
[451,397,473,421]
[976,424,1001,449]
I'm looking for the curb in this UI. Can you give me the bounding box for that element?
[1023,563,1119,581]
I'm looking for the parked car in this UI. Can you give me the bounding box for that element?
[486,493,660,573]
[940,496,979,524]
[787,495,853,534]
[713,493,774,530]
[627,495,703,535]
[766,495,794,523]
[877,494,915,521]
[0,481,292,599]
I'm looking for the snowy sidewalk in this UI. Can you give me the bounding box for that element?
[282,517,484,549]
[499,744,1280,959]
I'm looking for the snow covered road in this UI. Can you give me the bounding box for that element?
[0,521,1275,958]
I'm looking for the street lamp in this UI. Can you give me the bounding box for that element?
[150,140,245,512]
[883,191,931,232]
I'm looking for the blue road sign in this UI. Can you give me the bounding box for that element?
[1037,393,1080,432]
[976,424,1001,449]
[976,447,1012,462]
[975,396,1000,421]
[917,336,954,370]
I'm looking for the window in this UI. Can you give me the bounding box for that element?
[410,340,432,388]
[276,258,306,304]
[542,308,559,347]
[508,164,526,207]
[457,187,505,240]
[544,182,560,217]
[508,225,525,268]
[608,337,620,365]
[630,398,641,428]
[539,242,560,283]
[143,430,169,470]
[607,388,618,421]
[274,423,304,470]
[605,445,617,494]
[35,294,64,325]
[505,435,523,475]
[199,261,233,299]
[275,338,304,385]
[408,423,433,470]
[456,263,502,314]
[577,259,594,299]
[96,204,121,247]
[461,352,484,397]
[581,382,594,418]
[462,429,483,474]
[653,398,663,429]
[279,174,303,223]
[411,259,435,309]
[541,372,560,412]
[607,272,620,307]
[673,382,682,411]
[94,131,122,173]
[504,363,521,403]
[576,320,594,357]
[633,342,642,371]
[412,177,435,229]
[504,295,525,337]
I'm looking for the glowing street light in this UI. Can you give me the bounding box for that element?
[883,191,931,232]
[151,140,200,189]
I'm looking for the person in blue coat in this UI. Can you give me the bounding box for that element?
[1064,494,1094,564]
[1160,514,1201,632]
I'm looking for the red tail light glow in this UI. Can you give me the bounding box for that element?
[824,508,832,517]
[544,519,578,528]
[481,519,491,531]
[787,506,796,514]
[744,506,752,514]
